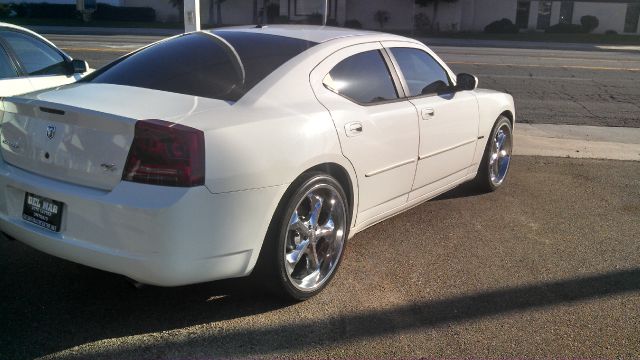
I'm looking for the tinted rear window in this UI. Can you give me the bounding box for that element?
[84,31,317,101]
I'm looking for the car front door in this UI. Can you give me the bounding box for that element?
[0,29,77,93]
[0,41,33,97]
[383,42,480,201]
[310,42,419,226]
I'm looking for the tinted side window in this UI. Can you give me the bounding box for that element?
[324,50,398,104]
[0,31,67,76]
[390,48,451,97]
[0,46,18,79]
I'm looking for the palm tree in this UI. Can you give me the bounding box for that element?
[414,0,457,32]
[168,0,184,22]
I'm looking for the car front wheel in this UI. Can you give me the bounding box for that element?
[475,115,513,192]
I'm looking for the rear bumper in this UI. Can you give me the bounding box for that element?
[0,160,287,286]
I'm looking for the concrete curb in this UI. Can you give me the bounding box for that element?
[514,124,640,161]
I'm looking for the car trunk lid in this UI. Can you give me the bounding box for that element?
[0,83,227,191]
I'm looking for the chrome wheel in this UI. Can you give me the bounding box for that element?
[489,123,512,187]
[284,183,347,292]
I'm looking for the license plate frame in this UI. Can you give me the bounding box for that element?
[22,192,64,233]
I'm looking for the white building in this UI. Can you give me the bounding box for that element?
[2,0,639,34]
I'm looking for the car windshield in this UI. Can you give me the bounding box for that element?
[83,31,317,101]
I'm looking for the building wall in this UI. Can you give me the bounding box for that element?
[462,0,519,31]
[123,0,178,21]
[573,2,629,33]
[0,0,122,5]
[345,0,415,30]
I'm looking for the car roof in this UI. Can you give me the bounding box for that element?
[211,24,407,44]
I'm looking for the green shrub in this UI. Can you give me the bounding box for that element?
[13,3,78,19]
[605,29,618,35]
[484,18,519,34]
[0,4,10,18]
[545,23,585,33]
[580,15,599,33]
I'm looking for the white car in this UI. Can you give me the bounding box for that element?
[0,26,514,300]
[0,22,90,98]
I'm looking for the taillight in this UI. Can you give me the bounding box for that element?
[122,120,205,187]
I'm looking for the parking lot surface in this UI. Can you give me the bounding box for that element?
[1,156,639,359]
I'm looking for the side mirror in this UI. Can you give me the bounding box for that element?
[456,73,478,91]
[71,59,89,74]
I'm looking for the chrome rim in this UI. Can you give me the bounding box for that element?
[489,123,512,187]
[284,183,346,292]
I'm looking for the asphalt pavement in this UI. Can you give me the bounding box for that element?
[44,32,640,128]
[1,156,639,359]
[1,31,639,359]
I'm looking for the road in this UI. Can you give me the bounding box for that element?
[1,156,639,359]
[45,33,640,128]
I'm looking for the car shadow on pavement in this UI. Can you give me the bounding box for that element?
[0,239,295,359]
[80,267,640,359]
[4,241,637,360]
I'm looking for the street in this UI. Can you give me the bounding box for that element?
[47,33,640,128]
[1,32,639,359]
[1,156,639,359]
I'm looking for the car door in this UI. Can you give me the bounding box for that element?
[310,42,419,225]
[0,41,34,97]
[0,29,77,93]
[383,42,480,201]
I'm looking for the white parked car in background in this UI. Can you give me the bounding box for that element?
[0,22,89,98]
[0,26,514,300]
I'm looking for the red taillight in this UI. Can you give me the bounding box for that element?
[122,120,205,187]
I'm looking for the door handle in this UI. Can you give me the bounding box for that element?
[345,122,363,137]
[421,108,435,119]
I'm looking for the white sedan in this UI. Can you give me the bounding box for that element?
[0,26,514,300]
[0,22,90,98]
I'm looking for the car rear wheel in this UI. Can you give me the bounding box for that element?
[475,116,513,192]
[259,172,349,301]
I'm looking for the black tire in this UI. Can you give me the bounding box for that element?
[254,172,350,301]
[474,115,513,192]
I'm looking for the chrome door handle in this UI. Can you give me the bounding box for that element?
[345,122,363,137]
[422,108,435,119]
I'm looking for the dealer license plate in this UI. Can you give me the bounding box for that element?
[22,192,63,232]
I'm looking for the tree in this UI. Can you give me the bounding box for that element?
[374,10,390,29]
[168,0,184,22]
[414,0,457,32]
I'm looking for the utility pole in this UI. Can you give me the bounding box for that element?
[323,0,328,25]
[184,0,201,32]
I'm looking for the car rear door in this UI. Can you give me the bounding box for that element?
[383,41,480,201]
[310,42,420,225]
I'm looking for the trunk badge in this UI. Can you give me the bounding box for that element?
[101,163,118,172]
[46,125,56,140]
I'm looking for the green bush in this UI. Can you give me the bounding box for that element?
[10,3,78,19]
[93,4,156,22]
[605,29,618,35]
[484,18,519,34]
[580,15,599,33]
[545,23,585,33]
[0,4,10,18]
